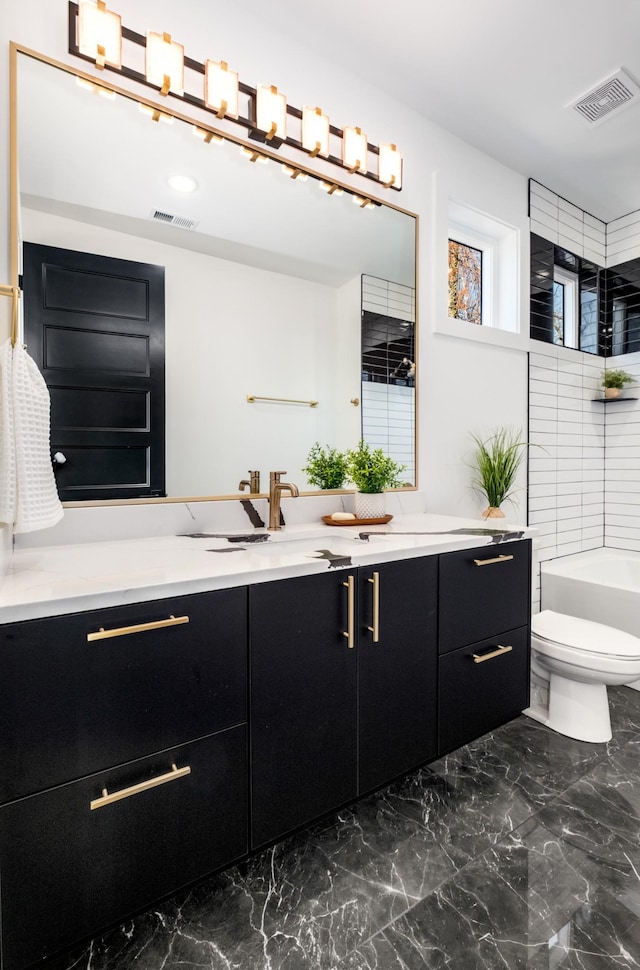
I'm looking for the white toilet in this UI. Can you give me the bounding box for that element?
[525,610,640,743]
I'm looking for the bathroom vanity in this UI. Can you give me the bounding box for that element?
[0,517,531,970]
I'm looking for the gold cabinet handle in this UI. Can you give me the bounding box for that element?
[87,614,189,642]
[90,763,191,810]
[367,572,380,643]
[342,576,355,648]
[472,644,513,664]
[473,554,514,567]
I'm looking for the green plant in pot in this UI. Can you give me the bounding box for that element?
[469,426,527,519]
[302,442,348,490]
[601,368,634,399]
[346,440,405,519]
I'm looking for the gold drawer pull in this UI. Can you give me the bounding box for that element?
[367,572,380,643]
[472,644,513,664]
[90,763,191,810]
[87,614,189,642]
[473,554,514,567]
[342,576,355,648]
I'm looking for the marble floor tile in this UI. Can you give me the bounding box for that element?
[38,691,640,970]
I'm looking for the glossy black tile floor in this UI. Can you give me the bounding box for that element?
[50,687,640,969]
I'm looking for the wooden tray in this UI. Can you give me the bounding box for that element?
[322,514,393,527]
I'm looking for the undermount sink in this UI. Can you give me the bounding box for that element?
[247,536,365,559]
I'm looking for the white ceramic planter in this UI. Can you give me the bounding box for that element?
[354,491,386,519]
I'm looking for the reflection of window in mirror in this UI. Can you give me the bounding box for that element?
[448,239,482,324]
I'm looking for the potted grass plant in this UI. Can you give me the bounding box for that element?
[470,426,527,519]
[346,440,405,519]
[601,368,634,399]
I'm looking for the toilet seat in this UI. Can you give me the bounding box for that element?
[532,610,640,660]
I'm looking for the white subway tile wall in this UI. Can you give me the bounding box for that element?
[528,344,605,611]
[529,181,606,264]
[604,358,640,550]
[607,211,640,266]
[530,180,640,268]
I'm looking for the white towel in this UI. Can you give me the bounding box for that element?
[0,339,16,525]
[12,343,64,534]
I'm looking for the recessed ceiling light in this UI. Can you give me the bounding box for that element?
[167,174,199,193]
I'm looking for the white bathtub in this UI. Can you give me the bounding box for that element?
[540,547,640,690]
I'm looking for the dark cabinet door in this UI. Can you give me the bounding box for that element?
[439,625,530,754]
[0,587,247,803]
[249,570,358,848]
[0,726,247,970]
[358,556,438,794]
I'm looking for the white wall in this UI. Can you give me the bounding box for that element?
[2,0,532,535]
[604,352,640,550]
[528,344,605,610]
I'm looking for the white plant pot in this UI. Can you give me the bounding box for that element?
[354,491,385,519]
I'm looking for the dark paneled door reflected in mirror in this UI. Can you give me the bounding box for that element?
[22,242,166,501]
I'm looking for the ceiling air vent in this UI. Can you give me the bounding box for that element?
[150,209,199,230]
[570,69,640,126]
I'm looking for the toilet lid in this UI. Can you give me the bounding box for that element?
[533,610,640,658]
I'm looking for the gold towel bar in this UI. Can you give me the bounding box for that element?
[87,614,189,641]
[90,763,191,810]
[0,284,21,348]
[247,394,318,408]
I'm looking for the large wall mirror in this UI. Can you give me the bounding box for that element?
[13,47,417,502]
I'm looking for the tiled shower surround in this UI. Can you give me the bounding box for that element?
[528,344,640,610]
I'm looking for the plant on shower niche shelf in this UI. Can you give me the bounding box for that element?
[469,426,528,519]
[601,368,634,398]
[302,442,348,490]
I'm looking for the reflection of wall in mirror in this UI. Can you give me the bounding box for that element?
[361,275,416,484]
[22,207,363,496]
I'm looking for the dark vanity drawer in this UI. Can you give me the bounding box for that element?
[0,724,248,970]
[0,587,247,803]
[438,625,530,754]
[439,539,531,652]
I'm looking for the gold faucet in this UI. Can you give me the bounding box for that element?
[238,470,261,493]
[268,471,299,530]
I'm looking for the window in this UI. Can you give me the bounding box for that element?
[612,298,627,356]
[552,266,578,347]
[448,239,482,325]
[439,195,522,348]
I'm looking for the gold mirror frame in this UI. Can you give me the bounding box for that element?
[9,42,419,506]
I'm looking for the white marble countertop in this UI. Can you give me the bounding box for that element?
[0,513,534,624]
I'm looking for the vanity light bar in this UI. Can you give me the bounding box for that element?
[70,1,403,191]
